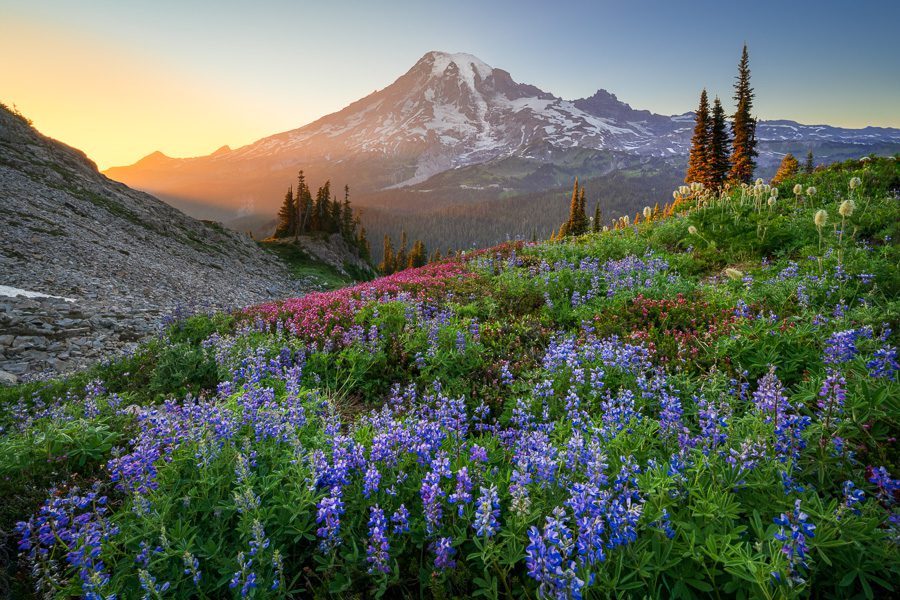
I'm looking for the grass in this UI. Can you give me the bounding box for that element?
[259,239,370,289]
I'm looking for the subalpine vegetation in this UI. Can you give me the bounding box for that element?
[2,155,898,599]
[271,171,372,262]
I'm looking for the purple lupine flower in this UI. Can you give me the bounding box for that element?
[391,504,410,535]
[420,471,445,535]
[315,488,345,552]
[867,346,898,380]
[366,506,391,575]
[469,444,488,463]
[363,464,381,499]
[772,500,816,585]
[525,507,585,600]
[449,467,473,516]
[868,466,899,507]
[823,328,872,365]
[229,552,257,597]
[817,369,846,427]
[248,520,269,556]
[432,537,456,571]
[473,485,500,538]
[839,481,865,517]
[182,551,201,585]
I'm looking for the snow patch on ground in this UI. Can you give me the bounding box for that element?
[0,285,76,302]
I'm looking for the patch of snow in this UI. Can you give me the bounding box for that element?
[0,285,75,302]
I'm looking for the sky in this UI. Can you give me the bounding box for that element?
[2,0,898,170]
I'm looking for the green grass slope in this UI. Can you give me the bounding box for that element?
[1,156,898,599]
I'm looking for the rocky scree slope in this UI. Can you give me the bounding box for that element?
[0,105,311,380]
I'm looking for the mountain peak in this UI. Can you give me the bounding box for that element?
[414,51,494,89]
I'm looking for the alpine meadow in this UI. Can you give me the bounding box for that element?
[2,2,899,599]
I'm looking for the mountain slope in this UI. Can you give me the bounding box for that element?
[0,104,318,377]
[104,51,900,240]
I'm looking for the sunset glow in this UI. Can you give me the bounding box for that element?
[3,0,898,170]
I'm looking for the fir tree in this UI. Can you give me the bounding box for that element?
[329,188,342,234]
[709,97,731,189]
[592,202,602,233]
[771,153,799,185]
[686,89,712,186]
[394,230,408,273]
[576,187,588,234]
[408,240,427,268]
[562,178,590,237]
[294,171,305,238]
[804,150,815,174]
[296,172,312,235]
[357,226,371,262]
[380,235,395,275]
[274,186,296,238]
[729,45,758,183]
[341,185,355,240]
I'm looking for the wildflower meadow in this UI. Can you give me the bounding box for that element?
[2,156,899,599]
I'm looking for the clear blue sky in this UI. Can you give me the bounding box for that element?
[2,0,898,168]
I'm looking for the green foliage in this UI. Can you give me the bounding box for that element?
[3,157,900,599]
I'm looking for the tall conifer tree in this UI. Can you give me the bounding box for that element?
[408,240,427,268]
[686,89,712,186]
[771,153,799,185]
[380,235,395,275]
[709,97,731,189]
[275,186,295,238]
[804,150,815,174]
[729,45,758,183]
[341,185,355,240]
[394,230,408,272]
[593,202,602,233]
[357,227,371,262]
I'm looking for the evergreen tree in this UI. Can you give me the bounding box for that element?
[709,97,731,189]
[804,150,815,174]
[357,227,371,262]
[592,202,602,233]
[561,177,591,237]
[576,187,588,234]
[329,188,342,234]
[294,172,305,238]
[380,235,395,275]
[729,45,758,183]
[394,230,408,273]
[566,177,579,235]
[310,184,323,231]
[296,172,313,235]
[408,240,427,268]
[686,89,712,186]
[341,185,355,240]
[771,153,799,185]
[274,186,296,238]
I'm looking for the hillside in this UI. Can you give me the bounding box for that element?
[103,51,900,250]
[0,105,363,380]
[1,156,898,598]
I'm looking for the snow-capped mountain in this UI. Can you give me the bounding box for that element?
[105,50,900,222]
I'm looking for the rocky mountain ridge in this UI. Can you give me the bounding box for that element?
[0,105,325,380]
